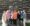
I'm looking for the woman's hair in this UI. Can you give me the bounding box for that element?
[3,7,8,11]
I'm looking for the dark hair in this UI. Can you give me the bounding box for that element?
[3,7,8,11]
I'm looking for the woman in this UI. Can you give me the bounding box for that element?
[6,10,11,26]
[8,10,13,25]
[13,10,18,25]
[17,11,21,26]
[23,10,26,26]
[2,7,8,26]
[17,11,21,21]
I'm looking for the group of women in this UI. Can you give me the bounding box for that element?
[2,7,21,26]
[2,7,26,26]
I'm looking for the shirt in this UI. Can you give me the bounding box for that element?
[13,11,17,20]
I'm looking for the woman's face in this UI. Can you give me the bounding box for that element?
[18,11,19,13]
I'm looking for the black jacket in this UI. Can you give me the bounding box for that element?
[17,13,21,20]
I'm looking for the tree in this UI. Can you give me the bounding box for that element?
[0,0,2,5]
